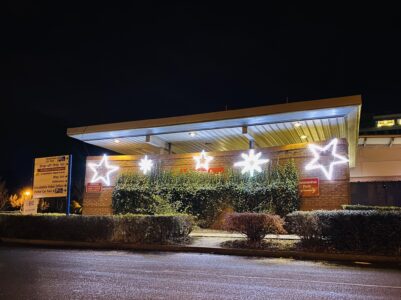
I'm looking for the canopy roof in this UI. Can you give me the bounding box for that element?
[358,135,401,147]
[67,95,362,166]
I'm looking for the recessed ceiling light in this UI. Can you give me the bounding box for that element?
[300,135,307,140]
[189,132,196,137]
[114,139,120,143]
[293,121,302,128]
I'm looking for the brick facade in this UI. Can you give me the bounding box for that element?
[83,139,350,215]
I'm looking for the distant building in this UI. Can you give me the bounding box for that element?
[351,113,401,207]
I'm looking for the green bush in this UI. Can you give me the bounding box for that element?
[342,205,401,211]
[0,214,193,244]
[112,160,300,227]
[286,210,401,254]
[285,211,322,247]
[223,212,286,247]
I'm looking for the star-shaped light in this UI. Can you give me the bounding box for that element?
[234,149,269,177]
[193,150,213,171]
[305,138,349,180]
[88,154,119,186]
[139,155,153,174]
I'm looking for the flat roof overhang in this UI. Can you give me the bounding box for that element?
[358,134,401,147]
[67,95,362,166]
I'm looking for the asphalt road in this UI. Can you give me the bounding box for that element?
[0,246,400,299]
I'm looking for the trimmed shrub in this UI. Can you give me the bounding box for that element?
[285,211,322,247]
[223,212,286,247]
[0,214,193,244]
[286,210,401,254]
[342,205,401,211]
[112,159,300,227]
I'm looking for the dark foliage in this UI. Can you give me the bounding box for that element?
[342,205,401,211]
[0,214,193,244]
[286,210,401,254]
[112,160,299,227]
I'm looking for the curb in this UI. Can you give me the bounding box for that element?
[1,237,400,266]
[189,234,300,240]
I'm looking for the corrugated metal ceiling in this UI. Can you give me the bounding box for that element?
[86,117,347,155]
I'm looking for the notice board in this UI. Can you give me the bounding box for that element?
[33,155,70,198]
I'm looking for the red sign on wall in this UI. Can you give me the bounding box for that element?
[299,178,319,197]
[179,167,225,173]
[86,183,102,193]
[208,167,225,174]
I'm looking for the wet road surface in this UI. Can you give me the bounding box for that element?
[0,246,400,299]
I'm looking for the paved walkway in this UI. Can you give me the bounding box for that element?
[189,228,299,248]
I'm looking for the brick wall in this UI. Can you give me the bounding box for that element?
[83,139,350,215]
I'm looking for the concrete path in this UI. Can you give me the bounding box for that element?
[189,228,300,248]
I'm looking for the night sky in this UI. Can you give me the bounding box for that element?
[1,2,400,192]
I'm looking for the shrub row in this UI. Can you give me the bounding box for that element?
[342,204,401,211]
[286,210,401,254]
[0,214,193,244]
[113,160,300,227]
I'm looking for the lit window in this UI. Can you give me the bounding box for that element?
[376,120,395,128]
[397,119,401,126]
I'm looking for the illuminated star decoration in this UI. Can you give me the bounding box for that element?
[88,154,119,186]
[139,155,153,175]
[193,150,214,171]
[305,138,349,180]
[234,149,269,177]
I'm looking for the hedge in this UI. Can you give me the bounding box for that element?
[112,160,300,227]
[0,214,193,244]
[286,210,401,254]
[342,205,401,211]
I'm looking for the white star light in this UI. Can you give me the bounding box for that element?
[234,149,269,177]
[88,154,119,186]
[193,150,213,171]
[139,155,153,174]
[305,138,349,180]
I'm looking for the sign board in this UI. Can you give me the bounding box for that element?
[33,155,70,198]
[208,167,225,174]
[21,199,39,215]
[86,182,102,193]
[299,178,319,197]
[179,167,225,173]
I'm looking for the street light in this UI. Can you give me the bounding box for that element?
[23,189,32,200]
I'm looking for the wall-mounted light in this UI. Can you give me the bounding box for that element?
[88,154,119,186]
[114,139,120,143]
[139,155,153,175]
[234,149,269,177]
[189,132,196,137]
[305,138,348,180]
[194,150,213,171]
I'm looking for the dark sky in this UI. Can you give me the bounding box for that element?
[1,2,400,192]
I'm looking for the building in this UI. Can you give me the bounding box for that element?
[351,113,401,207]
[67,95,362,215]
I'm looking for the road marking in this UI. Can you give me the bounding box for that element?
[221,273,401,290]
[135,269,401,290]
